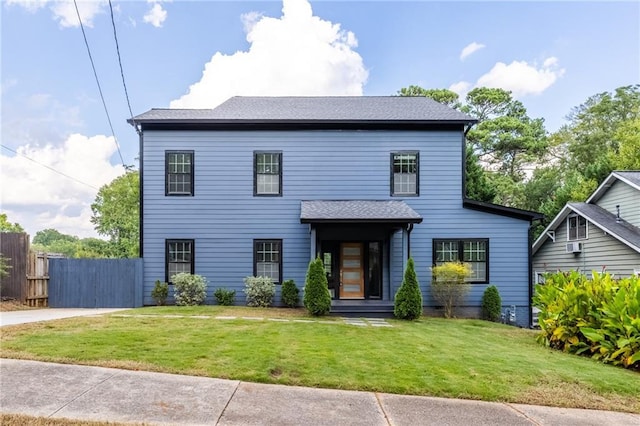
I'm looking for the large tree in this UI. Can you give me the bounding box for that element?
[91,170,140,258]
[0,213,24,233]
[397,86,461,109]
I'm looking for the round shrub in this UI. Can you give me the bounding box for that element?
[244,276,275,307]
[303,257,331,316]
[172,273,207,306]
[214,288,236,306]
[394,257,423,320]
[281,279,300,308]
[481,285,502,322]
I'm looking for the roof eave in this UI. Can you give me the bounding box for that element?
[463,198,543,221]
[300,218,423,224]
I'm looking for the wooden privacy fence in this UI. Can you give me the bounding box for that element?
[48,258,143,308]
[26,252,62,307]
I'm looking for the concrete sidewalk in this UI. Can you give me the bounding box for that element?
[0,308,129,327]
[1,359,638,425]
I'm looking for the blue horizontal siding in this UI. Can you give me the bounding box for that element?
[142,129,531,325]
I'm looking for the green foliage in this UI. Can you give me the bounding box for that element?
[33,229,76,246]
[172,273,207,306]
[243,276,275,307]
[394,258,423,320]
[214,288,236,306]
[303,257,331,316]
[533,271,640,369]
[0,213,24,233]
[91,170,140,258]
[465,147,496,203]
[151,280,169,306]
[430,262,472,318]
[397,86,461,109]
[481,285,502,322]
[281,279,300,308]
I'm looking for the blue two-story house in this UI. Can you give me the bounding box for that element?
[131,96,541,326]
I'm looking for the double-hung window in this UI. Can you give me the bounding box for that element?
[433,239,489,283]
[166,239,194,283]
[567,215,587,241]
[391,151,419,196]
[254,239,282,283]
[166,151,194,196]
[254,152,282,196]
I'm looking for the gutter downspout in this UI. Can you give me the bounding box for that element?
[462,122,475,200]
[407,223,414,259]
[528,217,543,328]
[138,126,143,258]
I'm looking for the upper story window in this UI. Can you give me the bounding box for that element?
[433,239,489,283]
[567,215,587,241]
[254,239,282,284]
[391,151,419,196]
[166,239,194,283]
[254,152,282,196]
[166,151,194,196]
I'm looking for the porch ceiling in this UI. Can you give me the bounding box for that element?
[300,200,423,224]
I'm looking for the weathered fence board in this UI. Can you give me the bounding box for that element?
[0,232,29,301]
[49,258,143,308]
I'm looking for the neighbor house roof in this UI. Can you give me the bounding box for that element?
[130,96,476,128]
[300,200,423,224]
[532,202,640,254]
[586,170,640,203]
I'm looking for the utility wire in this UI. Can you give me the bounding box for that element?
[1,144,99,190]
[108,0,139,135]
[73,0,127,167]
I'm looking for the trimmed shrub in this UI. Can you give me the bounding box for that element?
[151,280,169,306]
[394,257,423,320]
[281,279,300,308]
[430,261,471,318]
[303,257,331,316]
[534,271,640,369]
[172,273,207,306]
[244,276,275,307]
[214,288,236,306]
[481,285,502,322]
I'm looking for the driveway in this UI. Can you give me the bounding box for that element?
[0,308,129,327]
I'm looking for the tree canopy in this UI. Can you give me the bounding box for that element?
[0,213,24,233]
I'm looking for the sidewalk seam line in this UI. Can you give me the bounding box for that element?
[47,370,122,418]
[216,380,241,425]
[374,392,392,426]
[504,403,541,425]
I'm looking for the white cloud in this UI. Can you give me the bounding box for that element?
[170,0,368,109]
[460,42,485,61]
[449,81,471,97]
[0,134,124,238]
[6,0,107,28]
[143,0,167,28]
[475,57,565,97]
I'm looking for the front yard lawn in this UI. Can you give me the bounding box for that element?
[1,306,638,413]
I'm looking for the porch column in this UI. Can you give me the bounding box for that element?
[310,226,317,261]
[401,227,409,272]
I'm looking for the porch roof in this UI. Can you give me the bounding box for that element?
[300,200,423,224]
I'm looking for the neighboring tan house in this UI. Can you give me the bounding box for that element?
[532,171,640,281]
[130,96,541,326]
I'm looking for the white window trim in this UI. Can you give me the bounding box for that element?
[566,214,588,241]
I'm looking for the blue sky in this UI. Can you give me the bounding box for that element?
[2,0,639,238]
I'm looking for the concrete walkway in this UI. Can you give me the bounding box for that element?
[0,308,129,327]
[1,359,638,425]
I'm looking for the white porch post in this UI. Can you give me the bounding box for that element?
[401,227,409,272]
[310,225,317,261]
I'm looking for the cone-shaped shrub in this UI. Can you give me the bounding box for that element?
[481,285,502,322]
[394,258,423,320]
[303,257,331,316]
[281,279,300,308]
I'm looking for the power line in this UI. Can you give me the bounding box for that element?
[73,0,127,167]
[1,144,99,190]
[108,0,139,135]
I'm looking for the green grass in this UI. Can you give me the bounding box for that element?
[2,306,639,413]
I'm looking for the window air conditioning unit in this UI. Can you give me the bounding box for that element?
[565,242,582,253]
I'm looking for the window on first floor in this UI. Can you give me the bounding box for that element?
[254,239,282,283]
[166,151,194,196]
[166,239,194,283]
[391,151,419,196]
[567,215,587,241]
[433,238,489,283]
[254,152,282,196]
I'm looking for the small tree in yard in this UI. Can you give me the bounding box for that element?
[303,257,331,316]
[172,273,207,306]
[151,280,169,306]
[430,262,471,318]
[481,285,502,322]
[394,258,423,320]
[244,276,275,307]
[281,279,300,308]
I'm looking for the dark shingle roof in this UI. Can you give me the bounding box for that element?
[614,171,640,187]
[569,202,640,252]
[300,200,423,224]
[131,96,475,124]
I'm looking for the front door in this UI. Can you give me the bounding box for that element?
[340,242,364,299]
